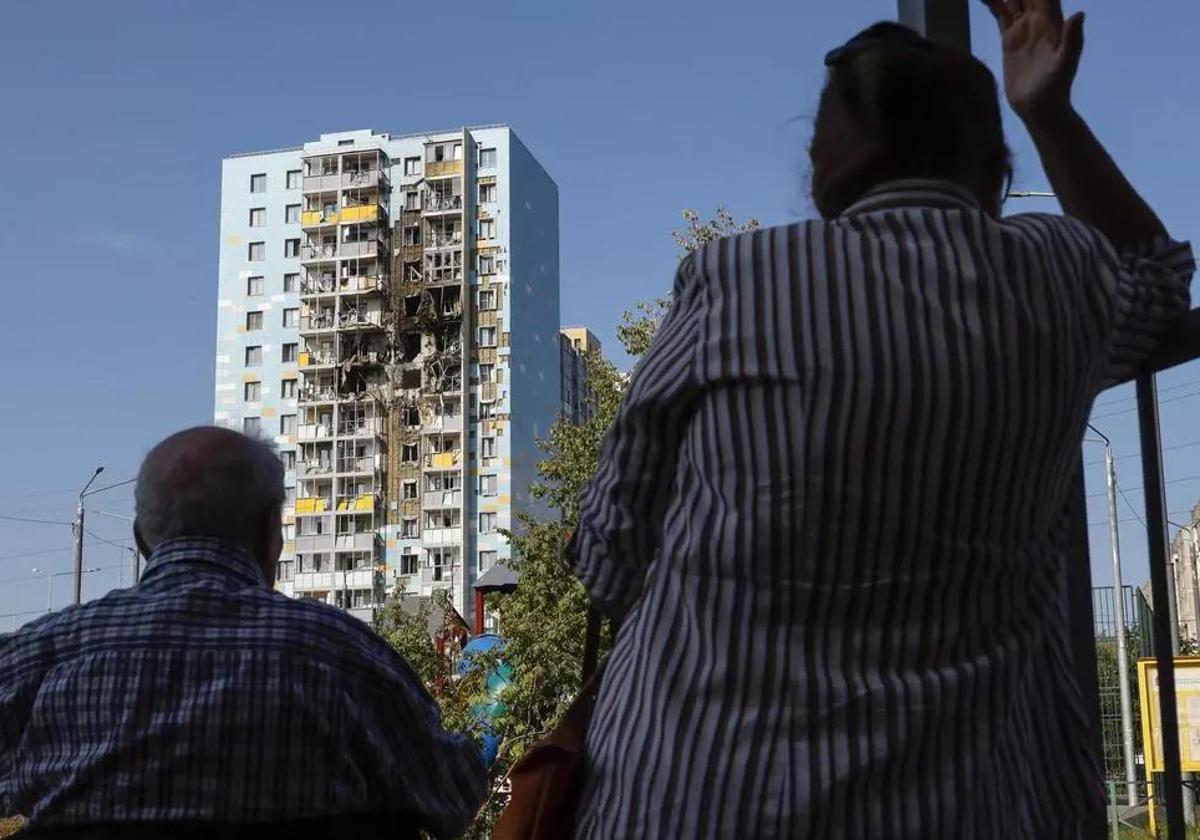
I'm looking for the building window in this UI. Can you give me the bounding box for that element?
[479,401,496,419]
[404,156,421,176]
[285,485,296,508]
[283,273,298,293]
[280,414,297,435]
[403,226,420,246]
[281,342,298,363]
[479,182,496,203]
[399,551,418,576]
[283,308,299,328]
[245,346,262,366]
[244,381,261,402]
[277,559,295,582]
[479,363,494,383]
[479,253,496,275]
[478,218,496,240]
[479,512,497,534]
[401,518,418,538]
[250,173,266,193]
[249,207,266,227]
[478,288,496,310]
[481,437,496,458]
[285,204,301,224]
[479,326,496,346]
[246,311,263,331]
[286,170,301,190]
[248,241,265,261]
[402,443,418,462]
[284,238,300,258]
[479,549,497,570]
[480,474,497,495]
[243,416,261,435]
[282,450,296,472]
[281,378,297,399]
[247,276,264,296]
[479,147,497,168]
[402,481,418,500]
[405,191,420,210]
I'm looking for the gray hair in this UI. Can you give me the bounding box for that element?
[135,426,285,551]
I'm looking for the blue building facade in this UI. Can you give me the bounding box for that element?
[214,126,560,621]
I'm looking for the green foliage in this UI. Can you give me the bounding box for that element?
[381,208,755,836]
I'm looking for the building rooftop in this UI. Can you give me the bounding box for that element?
[226,124,512,160]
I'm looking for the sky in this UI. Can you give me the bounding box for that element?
[0,0,1198,627]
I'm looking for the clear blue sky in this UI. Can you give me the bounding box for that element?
[1,0,1197,626]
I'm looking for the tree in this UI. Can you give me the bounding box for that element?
[382,207,757,837]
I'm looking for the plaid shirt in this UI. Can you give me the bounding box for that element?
[0,537,485,838]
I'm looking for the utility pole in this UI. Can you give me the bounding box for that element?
[73,466,105,605]
[1094,430,1139,808]
[130,547,140,585]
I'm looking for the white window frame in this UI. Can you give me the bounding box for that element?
[249,207,266,227]
[248,241,265,262]
[247,276,264,297]
[250,173,267,193]
[286,170,301,190]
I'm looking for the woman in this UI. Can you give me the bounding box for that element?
[569,3,1193,838]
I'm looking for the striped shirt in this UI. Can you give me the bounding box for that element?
[0,537,484,838]
[570,180,1194,839]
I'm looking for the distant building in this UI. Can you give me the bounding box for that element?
[213,126,563,621]
[1171,501,1200,641]
[559,326,601,424]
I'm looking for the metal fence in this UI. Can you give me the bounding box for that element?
[1094,586,1155,784]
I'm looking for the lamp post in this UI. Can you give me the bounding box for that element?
[73,467,104,605]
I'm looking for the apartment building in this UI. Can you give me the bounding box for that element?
[559,326,601,424]
[214,126,560,620]
[1170,501,1200,642]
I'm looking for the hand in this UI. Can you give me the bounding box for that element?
[980,0,1085,122]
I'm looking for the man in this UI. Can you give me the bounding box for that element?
[0,427,485,838]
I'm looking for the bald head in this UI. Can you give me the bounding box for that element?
[134,426,285,580]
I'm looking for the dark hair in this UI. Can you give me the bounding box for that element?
[810,22,1012,217]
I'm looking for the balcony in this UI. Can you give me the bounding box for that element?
[334,532,380,552]
[302,173,341,193]
[339,275,387,296]
[298,460,334,479]
[297,350,336,369]
[422,527,463,547]
[338,309,385,331]
[336,494,377,513]
[337,455,381,476]
[301,209,338,227]
[424,451,461,470]
[337,418,384,439]
[340,204,383,224]
[300,313,336,333]
[426,160,463,178]
[423,489,462,509]
[293,568,378,593]
[427,413,463,434]
[339,238,385,260]
[423,194,462,214]
[295,533,335,554]
[295,496,331,514]
[301,277,337,296]
[298,386,337,404]
[297,423,333,440]
[342,169,386,189]
[425,233,463,251]
[302,243,339,262]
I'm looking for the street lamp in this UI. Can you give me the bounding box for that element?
[73,467,104,605]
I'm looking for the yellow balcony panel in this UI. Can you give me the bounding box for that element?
[340,205,380,224]
[426,160,463,178]
[298,351,310,366]
[295,497,327,514]
[431,452,459,469]
[355,494,374,510]
[302,210,337,226]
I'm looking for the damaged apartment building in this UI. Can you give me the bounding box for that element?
[213,127,564,621]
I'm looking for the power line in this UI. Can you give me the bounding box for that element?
[1087,473,1200,500]
[1116,484,1149,530]
[1084,439,1200,468]
[0,546,74,563]
[1092,389,1200,421]
[84,529,129,551]
[0,513,72,526]
[1094,376,1200,409]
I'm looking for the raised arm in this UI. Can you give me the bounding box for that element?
[981,0,1166,248]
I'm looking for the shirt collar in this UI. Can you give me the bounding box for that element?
[841,178,982,217]
[140,536,268,587]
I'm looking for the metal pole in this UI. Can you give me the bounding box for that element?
[898,0,971,50]
[1102,439,1139,807]
[1138,374,1187,836]
[72,502,85,605]
[130,547,140,585]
